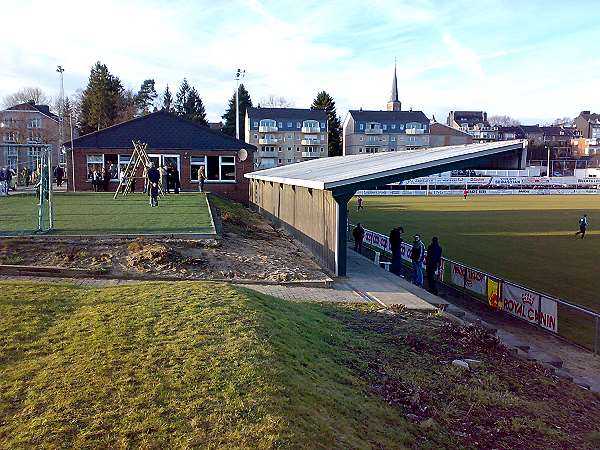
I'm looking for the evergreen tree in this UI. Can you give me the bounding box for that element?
[115,89,137,124]
[79,62,124,134]
[135,79,157,116]
[311,91,342,156]
[221,83,252,138]
[175,78,190,115]
[162,84,173,112]
[182,87,208,125]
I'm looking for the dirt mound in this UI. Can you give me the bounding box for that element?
[126,239,179,272]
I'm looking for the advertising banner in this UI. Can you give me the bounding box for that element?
[450,263,487,295]
[487,278,500,310]
[500,282,561,333]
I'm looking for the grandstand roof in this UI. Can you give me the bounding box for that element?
[246,140,526,190]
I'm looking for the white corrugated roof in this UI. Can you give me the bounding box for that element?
[245,140,525,190]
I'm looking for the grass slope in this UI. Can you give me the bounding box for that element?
[1,281,599,449]
[0,193,213,235]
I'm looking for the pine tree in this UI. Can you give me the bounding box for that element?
[135,79,157,116]
[182,88,208,125]
[221,83,252,138]
[162,85,173,112]
[79,62,124,134]
[175,79,190,115]
[311,91,342,156]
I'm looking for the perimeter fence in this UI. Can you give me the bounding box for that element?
[349,223,600,354]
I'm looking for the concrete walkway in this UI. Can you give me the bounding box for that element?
[343,250,449,311]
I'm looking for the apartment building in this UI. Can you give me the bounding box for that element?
[245,107,328,169]
[0,101,60,171]
[447,110,497,142]
[574,110,600,139]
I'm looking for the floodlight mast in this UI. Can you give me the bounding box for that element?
[235,69,246,140]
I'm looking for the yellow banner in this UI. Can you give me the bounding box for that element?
[487,278,500,310]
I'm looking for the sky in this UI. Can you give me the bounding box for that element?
[2,0,599,124]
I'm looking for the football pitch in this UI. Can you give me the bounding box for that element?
[0,193,214,236]
[349,195,600,345]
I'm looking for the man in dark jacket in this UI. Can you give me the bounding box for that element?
[389,226,404,277]
[353,223,365,253]
[411,234,425,287]
[147,163,160,189]
[426,237,443,295]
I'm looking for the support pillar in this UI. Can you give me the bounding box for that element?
[333,192,354,277]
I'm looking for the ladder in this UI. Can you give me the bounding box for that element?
[114,140,165,199]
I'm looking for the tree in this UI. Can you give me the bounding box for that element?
[115,89,137,124]
[182,87,208,125]
[79,62,124,134]
[162,85,173,112]
[552,117,574,127]
[259,94,294,108]
[175,79,191,115]
[488,115,520,127]
[221,83,252,138]
[311,91,342,156]
[135,79,157,116]
[2,87,52,108]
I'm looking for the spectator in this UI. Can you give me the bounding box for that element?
[92,167,101,192]
[149,182,159,207]
[198,166,206,192]
[357,196,364,211]
[54,165,64,187]
[172,166,180,194]
[8,168,16,191]
[147,162,160,194]
[389,226,404,277]
[410,234,425,287]
[353,223,365,253]
[0,167,7,196]
[166,166,174,193]
[159,165,167,193]
[426,237,443,295]
[102,166,111,192]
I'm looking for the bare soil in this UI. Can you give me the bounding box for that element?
[0,208,329,282]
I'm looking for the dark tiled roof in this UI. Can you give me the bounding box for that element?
[68,110,256,151]
[348,110,429,123]
[540,126,574,137]
[579,111,600,123]
[430,122,471,136]
[497,126,526,138]
[5,102,59,121]
[451,111,488,127]
[520,125,542,133]
[247,107,326,121]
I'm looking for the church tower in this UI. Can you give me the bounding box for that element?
[387,62,401,111]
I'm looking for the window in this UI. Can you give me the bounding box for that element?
[359,147,363,152]
[278,147,282,152]
[296,122,301,128]
[86,154,103,179]
[6,146,17,169]
[3,131,17,142]
[204,155,235,181]
[254,134,258,139]
[278,122,283,127]
[253,121,258,127]
[104,154,119,179]
[359,124,364,130]
[360,137,363,141]
[320,122,326,128]
[383,124,387,130]
[391,136,396,142]
[287,122,292,127]
[287,159,292,163]
[191,156,206,181]
[320,147,324,152]
[259,119,276,128]
[288,147,292,151]
[118,155,131,177]
[27,118,41,128]
[391,124,396,130]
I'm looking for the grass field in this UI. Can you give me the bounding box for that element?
[349,195,600,346]
[1,281,599,448]
[0,193,213,235]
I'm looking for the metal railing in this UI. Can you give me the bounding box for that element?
[348,222,600,354]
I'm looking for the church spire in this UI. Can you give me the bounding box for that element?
[387,59,401,111]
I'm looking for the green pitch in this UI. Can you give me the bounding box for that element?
[350,195,600,347]
[0,192,213,235]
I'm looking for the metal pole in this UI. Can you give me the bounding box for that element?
[69,112,76,192]
[56,65,65,165]
[47,145,53,230]
[595,316,599,356]
[547,146,551,178]
[235,73,239,140]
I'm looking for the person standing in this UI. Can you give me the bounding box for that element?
[198,166,206,193]
[102,166,111,192]
[410,234,426,287]
[575,214,588,239]
[389,226,404,277]
[165,166,173,194]
[0,168,7,196]
[54,165,64,187]
[172,166,180,194]
[426,237,443,295]
[147,163,160,195]
[463,188,468,200]
[149,182,159,207]
[353,223,365,253]
[357,196,364,211]
[159,165,167,193]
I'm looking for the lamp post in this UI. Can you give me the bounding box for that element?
[546,145,551,179]
[235,69,245,140]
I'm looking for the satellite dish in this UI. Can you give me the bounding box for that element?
[238,148,248,162]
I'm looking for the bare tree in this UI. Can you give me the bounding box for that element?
[259,94,295,108]
[488,115,520,127]
[2,87,52,108]
[552,117,574,127]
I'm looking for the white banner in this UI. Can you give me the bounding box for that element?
[449,263,487,295]
[394,176,600,187]
[356,189,600,196]
[501,283,558,332]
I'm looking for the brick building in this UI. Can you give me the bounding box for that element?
[66,110,255,203]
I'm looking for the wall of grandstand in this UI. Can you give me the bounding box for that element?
[390,176,600,186]
[357,189,600,196]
